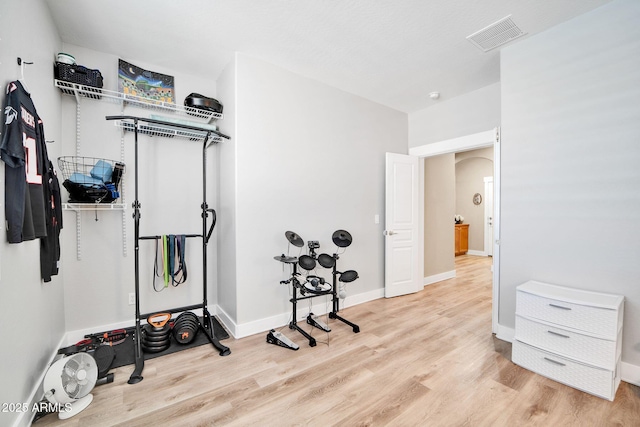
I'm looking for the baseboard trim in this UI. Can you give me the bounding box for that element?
[64,319,135,347]
[214,306,238,339]
[423,270,455,286]
[13,334,67,427]
[495,324,515,343]
[621,362,640,387]
[466,250,486,257]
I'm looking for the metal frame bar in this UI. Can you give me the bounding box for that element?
[104,115,230,385]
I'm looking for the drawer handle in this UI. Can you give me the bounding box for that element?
[547,330,570,339]
[549,303,572,310]
[543,357,566,367]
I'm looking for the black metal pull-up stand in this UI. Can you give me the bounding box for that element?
[105,115,231,385]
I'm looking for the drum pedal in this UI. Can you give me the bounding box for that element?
[266,329,299,351]
[306,313,331,332]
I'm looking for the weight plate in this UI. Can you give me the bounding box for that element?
[177,312,199,323]
[173,328,197,344]
[175,317,199,330]
[143,324,171,339]
[141,334,170,347]
[141,331,171,343]
[142,325,171,335]
[150,323,171,333]
[141,342,170,353]
[175,316,199,330]
[174,322,197,333]
[93,346,115,377]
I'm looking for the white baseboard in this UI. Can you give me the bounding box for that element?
[423,270,455,286]
[466,250,486,257]
[621,362,640,387]
[13,334,67,427]
[214,306,238,339]
[495,324,515,343]
[495,324,640,387]
[64,319,134,347]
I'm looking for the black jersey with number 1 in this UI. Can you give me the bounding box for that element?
[1,80,47,243]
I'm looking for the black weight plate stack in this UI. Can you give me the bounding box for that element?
[140,322,172,353]
[93,345,116,378]
[173,312,200,345]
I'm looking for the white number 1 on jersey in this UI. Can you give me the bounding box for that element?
[23,133,42,185]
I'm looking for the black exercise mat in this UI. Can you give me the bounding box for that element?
[100,316,229,369]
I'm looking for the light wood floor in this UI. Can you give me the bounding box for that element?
[36,255,639,426]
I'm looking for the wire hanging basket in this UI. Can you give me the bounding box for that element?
[57,156,125,203]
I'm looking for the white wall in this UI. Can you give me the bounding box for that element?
[500,0,640,368]
[424,155,455,278]
[216,56,238,323]
[56,44,220,333]
[225,54,407,335]
[0,1,64,426]
[409,82,500,148]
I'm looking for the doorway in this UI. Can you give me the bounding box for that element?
[409,128,500,333]
[484,176,494,257]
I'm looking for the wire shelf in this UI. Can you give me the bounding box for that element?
[63,202,127,211]
[58,156,125,204]
[55,80,223,122]
[113,120,224,143]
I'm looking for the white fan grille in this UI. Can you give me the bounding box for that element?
[60,353,97,399]
[466,15,526,52]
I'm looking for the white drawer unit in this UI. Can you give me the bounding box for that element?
[512,280,624,401]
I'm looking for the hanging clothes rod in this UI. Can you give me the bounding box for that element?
[140,234,202,240]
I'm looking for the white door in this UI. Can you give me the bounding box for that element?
[484,176,494,256]
[384,153,422,298]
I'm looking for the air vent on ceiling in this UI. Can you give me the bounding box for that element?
[466,15,526,52]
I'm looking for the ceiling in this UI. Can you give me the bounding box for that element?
[44,0,612,113]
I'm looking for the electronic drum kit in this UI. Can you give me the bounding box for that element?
[274,229,359,291]
[269,229,361,350]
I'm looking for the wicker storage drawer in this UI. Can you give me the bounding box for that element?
[513,280,624,401]
[516,281,621,339]
[513,340,620,401]
[515,314,619,370]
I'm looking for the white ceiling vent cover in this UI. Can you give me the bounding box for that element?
[466,15,526,52]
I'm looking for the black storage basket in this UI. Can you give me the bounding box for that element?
[54,62,103,99]
[58,156,125,203]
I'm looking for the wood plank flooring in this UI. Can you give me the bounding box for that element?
[35,255,640,426]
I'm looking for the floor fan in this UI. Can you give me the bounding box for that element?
[43,352,98,419]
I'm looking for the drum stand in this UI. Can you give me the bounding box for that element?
[269,230,360,350]
[286,261,331,347]
[328,254,360,333]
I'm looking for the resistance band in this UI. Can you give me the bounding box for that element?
[153,235,188,292]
